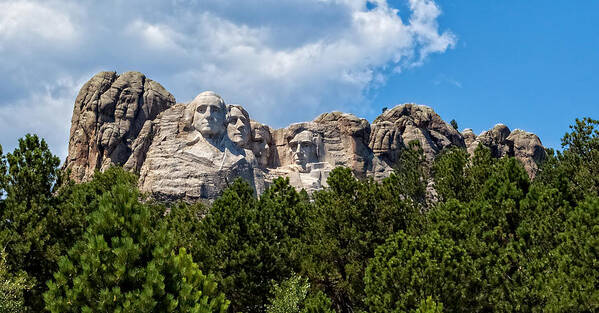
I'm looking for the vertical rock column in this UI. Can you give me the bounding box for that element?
[64,71,175,182]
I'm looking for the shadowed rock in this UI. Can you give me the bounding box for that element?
[64,71,175,181]
[370,103,465,164]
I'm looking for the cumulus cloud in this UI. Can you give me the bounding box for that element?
[0,75,86,158]
[0,1,78,47]
[0,0,455,160]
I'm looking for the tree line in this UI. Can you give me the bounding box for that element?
[1,117,598,312]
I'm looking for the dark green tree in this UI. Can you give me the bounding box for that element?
[509,184,571,311]
[44,183,228,312]
[161,201,207,254]
[542,196,599,312]
[302,167,420,312]
[426,156,533,312]
[535,117,599,202]
[433,147,471,202]
[450,119,459,130]
[364,231,475,313]
[50,166,140,266]
[0,134,61,311]
[465,144,497,196]
[301,291,335,313]
[561,117,599,159]
[195,178,307,312]
[388,140,428,207]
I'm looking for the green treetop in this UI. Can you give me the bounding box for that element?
[44,183,228,313]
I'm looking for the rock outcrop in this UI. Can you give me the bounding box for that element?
[463,124,546,177]
[64,71,546,201]
[370,104,465,164]
[64,71,175,181]
[267,112,391,193]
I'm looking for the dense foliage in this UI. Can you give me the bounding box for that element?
[44,183,228,312]
[0,117,597,312]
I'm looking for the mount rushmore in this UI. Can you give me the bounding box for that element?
[64,71,546,202]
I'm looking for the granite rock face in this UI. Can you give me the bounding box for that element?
[64,71,546,201]
[137,93,255,202]
[268,112,391,193]
[463,125,546,177]
[64,71,175,181]
[369,104,465,164]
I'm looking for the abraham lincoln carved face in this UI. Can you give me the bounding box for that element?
[289,130,319,168]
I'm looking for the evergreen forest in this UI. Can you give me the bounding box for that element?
[1,117,598,313]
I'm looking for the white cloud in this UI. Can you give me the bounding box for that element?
[0,0,455,161]
[126,20,182,50]
[0,1,78,50]
[0,75,85,159]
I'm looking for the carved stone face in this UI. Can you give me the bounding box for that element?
[227,106,251,147]
[289,130,318,168]
[191,92,226,139]
[251,122,272,167]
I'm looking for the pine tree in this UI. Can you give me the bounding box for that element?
[433,147,471,202]
[266,274,335,313]
[44,183,228,312]
[415,297,444,313]
[388,140,428,207]
[302,167,420,312]
[0,134,61,311]
[195,178,306,313]
[450,119,459,130]
[543,197,599,311]
[364,231,474,313]
[0,249,31,313]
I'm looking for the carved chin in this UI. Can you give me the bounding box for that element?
[200,128,221,137]
[231,133,247,145]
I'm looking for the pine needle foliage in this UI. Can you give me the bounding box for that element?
[43,184,228,313]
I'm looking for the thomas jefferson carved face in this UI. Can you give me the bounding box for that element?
[227,105,251,147]
[190,91,226,139]
[289,130,318,168]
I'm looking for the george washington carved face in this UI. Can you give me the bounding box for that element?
[189,91,227,139]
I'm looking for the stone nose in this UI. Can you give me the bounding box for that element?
[205,106,215,117]
[235,119,245,129]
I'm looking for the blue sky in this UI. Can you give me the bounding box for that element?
[0,0,597,158]
[370,0,599,150]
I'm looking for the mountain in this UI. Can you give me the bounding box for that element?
[64,71,546,201]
